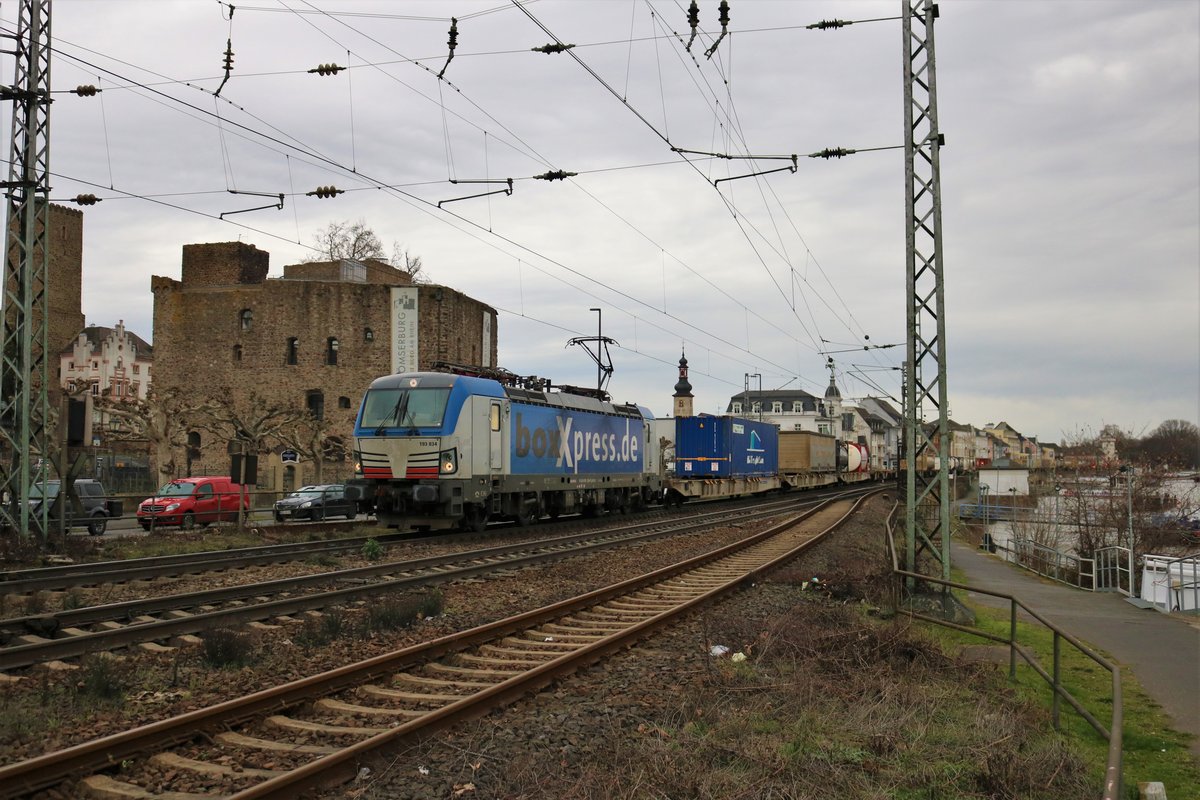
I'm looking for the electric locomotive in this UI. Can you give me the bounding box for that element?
[345,367,662,531]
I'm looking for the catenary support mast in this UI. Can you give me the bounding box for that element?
[0,0,52,540]
[902,0,951,581]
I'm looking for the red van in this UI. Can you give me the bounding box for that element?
[137,476,248,530]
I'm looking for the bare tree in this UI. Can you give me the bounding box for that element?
[276,412,343,484]
[190,390,306,468]
[1141,419,1200,469]
[307,219,429,283]
[390,242,427,283]
[308,219,385,262]
[94,387,203,485]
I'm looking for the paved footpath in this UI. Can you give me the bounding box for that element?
[950,540,1200,761]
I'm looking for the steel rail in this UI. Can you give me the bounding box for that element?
[0,495,832,670]
[0,494,870,799]
[0,489,863,595]
[0,532,416,594]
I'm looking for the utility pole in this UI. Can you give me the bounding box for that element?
[743,373,761,420]
[0,0,53,541]
[902,0,951,583]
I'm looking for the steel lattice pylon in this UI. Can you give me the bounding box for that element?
[902,0,951,582]
[0,0,52,540]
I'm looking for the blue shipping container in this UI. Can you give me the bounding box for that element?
[674,416,779,478]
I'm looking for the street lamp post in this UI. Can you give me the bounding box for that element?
[589,308,601,395]
[979,483,990,550]
[1119,464,1134,550]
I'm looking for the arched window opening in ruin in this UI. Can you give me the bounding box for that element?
[233,344,242,362]
[338,396,351,409]
[240,309,253,330]
[286,337,299,366]
[306,390,324,421]
[327,337,339,366]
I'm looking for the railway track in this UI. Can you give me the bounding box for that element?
[0,493,869,799]
[0,491,865,671]
[0,531,416,595]
[0,486,871,596]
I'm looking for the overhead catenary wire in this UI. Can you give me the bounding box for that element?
[261,0,835,374]
[510,1,831,357]
[46,11,859,357]
[37,4,888,395]
[648,7,883,355]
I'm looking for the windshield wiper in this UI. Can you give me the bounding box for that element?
[376,392,410,436]
[399,401,421,435]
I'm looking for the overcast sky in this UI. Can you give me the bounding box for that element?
[9,0,1198,443]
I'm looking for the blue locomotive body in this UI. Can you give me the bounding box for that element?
[346,371,661,531]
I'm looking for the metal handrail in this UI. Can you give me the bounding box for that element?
[885,503,1123,800]
[1144,552,1200,613]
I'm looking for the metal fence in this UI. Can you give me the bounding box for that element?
[886,503,1123,800]
[1141,553,1200,613]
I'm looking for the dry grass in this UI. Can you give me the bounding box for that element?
[489,598,1095,799]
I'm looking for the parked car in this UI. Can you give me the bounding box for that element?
[137,476,247,530]
[273,485,356,522]
[29,479,119,536]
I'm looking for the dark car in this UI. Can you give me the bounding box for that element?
[273,485,356,522]
[30,479,119,536]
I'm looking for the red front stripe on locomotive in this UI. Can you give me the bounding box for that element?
[362,467,393,479]
[405,467,439,479]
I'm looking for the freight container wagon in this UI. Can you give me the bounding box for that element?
[664,415,781,505]
[674,415,779,478]
[778,430,840,489]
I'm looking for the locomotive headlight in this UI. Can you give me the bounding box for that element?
[438,448,458,475]
[352,451,362,475]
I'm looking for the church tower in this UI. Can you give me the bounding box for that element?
[672,351,694,418]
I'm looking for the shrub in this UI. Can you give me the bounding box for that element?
[294,609,349,649]
[200,627,256,668]
[23,590,47,615]
[361,538,384,561]
[78,655,127,701]
[62,588,86,610]
[361,591,444,635]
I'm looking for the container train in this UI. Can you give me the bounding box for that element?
[345,367,878,531]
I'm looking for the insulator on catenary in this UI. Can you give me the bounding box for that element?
[807,19,852,30]
[808,147,855,160]
[308,63,345,76]
[531,43,575,54]
[73,194,100,205]
[307,185,343,199]
[222,39,234,71]
[72,85,99,97]
[533,170,576,181]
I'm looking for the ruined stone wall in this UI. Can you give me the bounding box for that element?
[152,242,498,486]
[181,241,269,287]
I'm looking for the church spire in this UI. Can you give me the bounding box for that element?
[673,350,694,418]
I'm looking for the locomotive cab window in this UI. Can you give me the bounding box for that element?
[361,387,451,430]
